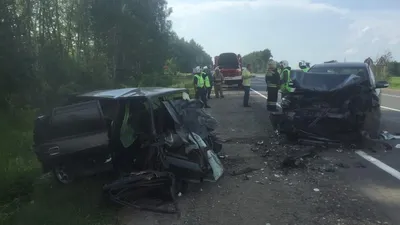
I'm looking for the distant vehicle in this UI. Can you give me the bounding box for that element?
[272,62,389,142]
[214,52,242,86]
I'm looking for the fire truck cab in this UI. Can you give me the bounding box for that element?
[214,52,242,86]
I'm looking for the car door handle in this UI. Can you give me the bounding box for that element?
[48,146,60,155]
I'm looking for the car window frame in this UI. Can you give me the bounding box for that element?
[367,65,376,87]
[48,100,107,141]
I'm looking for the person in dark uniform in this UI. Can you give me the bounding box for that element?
[265,60,280,111]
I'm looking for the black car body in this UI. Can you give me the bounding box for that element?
[271,62,389,142]
[33,87,223,184]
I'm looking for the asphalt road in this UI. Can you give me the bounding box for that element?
[250,74,400,224]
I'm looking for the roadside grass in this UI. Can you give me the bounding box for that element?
[0,74,195,225]
[389,77,400,89]
[0,110,119,225]
[171,74,195,97]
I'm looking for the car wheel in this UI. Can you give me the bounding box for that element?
[363,107,381,139]
[53,165,74,184]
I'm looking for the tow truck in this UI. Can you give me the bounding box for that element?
[214,52,242,87]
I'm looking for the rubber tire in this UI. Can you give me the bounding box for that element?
[52,165,75,184]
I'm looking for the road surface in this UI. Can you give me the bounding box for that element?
[251,74,400,224]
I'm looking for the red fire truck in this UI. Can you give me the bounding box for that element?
[214,52,242,86]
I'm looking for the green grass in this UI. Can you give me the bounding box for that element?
[0,110,119,225]
[389,77,400,89]
[0,75,195,225]
[171,74,195,97]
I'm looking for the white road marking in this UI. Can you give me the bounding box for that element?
[382,93,400,98]
[356,150,400,181]
[381,106,400,112]
[252,88,400,112]
[251,88,267,99]
[250,88,281,108]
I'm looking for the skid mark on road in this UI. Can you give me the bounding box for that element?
[251,88,400,182]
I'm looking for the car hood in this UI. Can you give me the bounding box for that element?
[293,72,363,92]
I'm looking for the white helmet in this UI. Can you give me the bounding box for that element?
[280,60,289,68]
[299,60,307,68]
[203,66,208,70]
[193,66,201,73]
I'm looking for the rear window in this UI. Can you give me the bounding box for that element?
[308,66,368,78]
[218,53,239,69]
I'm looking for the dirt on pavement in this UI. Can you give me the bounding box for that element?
[119,90,393,225]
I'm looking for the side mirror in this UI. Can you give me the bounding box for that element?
[376,80,389,89]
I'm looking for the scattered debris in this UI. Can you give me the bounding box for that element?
[313,188,320,192]
[257,141,264,145]
[230,167,259,176]
[281,147,318,169]
[354,162,367,168]
[243,175,250,180]
[336,163,350,168]
[379,131,400,140]
[103,171,179,214]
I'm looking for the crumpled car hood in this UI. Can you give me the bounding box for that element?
[293,72,363,92]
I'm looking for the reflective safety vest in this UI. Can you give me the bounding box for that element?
[242,69,252,86]
[204,76,211,88]
[280,69,292,93]
[302,68,309,72]
[194,74,204,87]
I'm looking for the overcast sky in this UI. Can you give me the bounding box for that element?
[168,0,400,67]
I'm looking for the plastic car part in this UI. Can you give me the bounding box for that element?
[103,171,179,214]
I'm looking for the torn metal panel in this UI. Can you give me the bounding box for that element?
[103,171,179,214]
[162,99,218,139]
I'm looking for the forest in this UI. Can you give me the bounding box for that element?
[0,1,211,224]
[241,49,272,73]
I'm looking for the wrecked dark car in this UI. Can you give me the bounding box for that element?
[33,87,223,185]
[271,62,389,143]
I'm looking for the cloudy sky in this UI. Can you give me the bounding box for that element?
[168,0,400,67]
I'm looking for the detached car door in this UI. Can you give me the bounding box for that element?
[34,100,110,172]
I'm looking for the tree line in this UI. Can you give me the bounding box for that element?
[365,51,400,81]
[241,49,272,73]
[0,0,212,112]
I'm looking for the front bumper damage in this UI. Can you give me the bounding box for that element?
[270,72,380,145]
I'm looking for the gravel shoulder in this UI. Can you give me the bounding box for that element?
[119,90,393,225]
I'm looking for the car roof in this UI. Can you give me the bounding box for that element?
[291,69,303,72]
[312,62,367,68]
[78,87,187,99]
